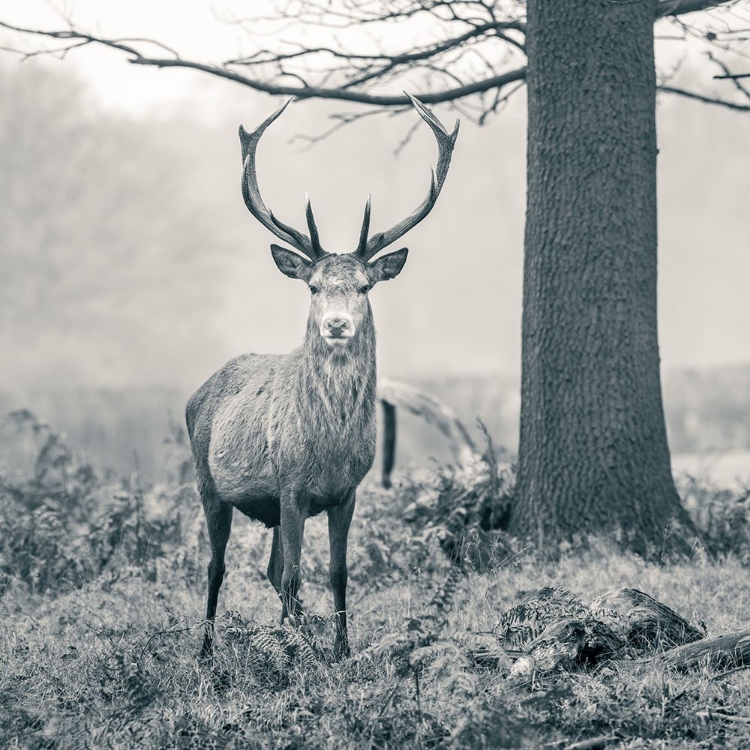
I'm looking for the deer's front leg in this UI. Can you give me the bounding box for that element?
[279,488,305,622]
[328,488,356,658]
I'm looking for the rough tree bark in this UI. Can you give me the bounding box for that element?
[511,0,697,557]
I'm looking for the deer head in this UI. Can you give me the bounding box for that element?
[238,95,459,349]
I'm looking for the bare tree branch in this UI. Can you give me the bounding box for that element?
[0,18,527,107]
[707,50,750,97]
[130,58,530,106]
[658,82,750,108]
[0,0,748,121]
[656,0,737,18]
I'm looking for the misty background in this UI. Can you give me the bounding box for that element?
[1,6,749,481]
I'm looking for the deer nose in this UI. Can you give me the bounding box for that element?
[325,317,349,336]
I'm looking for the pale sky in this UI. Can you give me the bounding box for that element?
[2,0,750,381]
[3,0,263,116]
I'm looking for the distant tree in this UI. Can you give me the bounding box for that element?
[0,62,230,387]
[2,1,749,555]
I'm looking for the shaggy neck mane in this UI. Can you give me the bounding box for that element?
[296,308,377,431]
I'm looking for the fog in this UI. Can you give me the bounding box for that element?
[0,5,749,395]
[0,59,524,390]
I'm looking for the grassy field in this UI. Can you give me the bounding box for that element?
[1,413,750,749]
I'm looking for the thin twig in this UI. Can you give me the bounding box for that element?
[658,83,750,109]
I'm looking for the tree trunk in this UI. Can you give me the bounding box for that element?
[511,0,696,557]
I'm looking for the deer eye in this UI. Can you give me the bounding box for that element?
[309,285,319,295]
[359,284,370,295]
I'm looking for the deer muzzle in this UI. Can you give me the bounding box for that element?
[321,313,355,345]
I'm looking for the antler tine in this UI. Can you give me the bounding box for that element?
[239,99,325,261]
[359,94,460,262]
[304,193,325,258]
[355,194,372,257]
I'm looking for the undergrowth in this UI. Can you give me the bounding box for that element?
[1,410,749,749]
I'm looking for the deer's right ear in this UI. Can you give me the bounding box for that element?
[368,247,409,284]
[270,244,313,281]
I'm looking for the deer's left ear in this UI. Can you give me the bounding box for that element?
[368,248,408,284]
[270,244,313,281]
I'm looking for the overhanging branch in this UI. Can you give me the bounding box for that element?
[658,83,750,109]
[128,57,529,106]
[0,19,526,106]
[0,0,747,115]
[656,0,737,18]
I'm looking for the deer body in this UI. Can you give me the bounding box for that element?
[188,95,458,658]
[189,325,377,525]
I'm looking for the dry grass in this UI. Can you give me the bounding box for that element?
[2,508,750,749]
[1,413,750,749]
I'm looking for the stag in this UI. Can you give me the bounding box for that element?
[186,95,458,658]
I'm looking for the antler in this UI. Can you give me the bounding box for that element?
[239,99,326,261]
[355,94,460,262]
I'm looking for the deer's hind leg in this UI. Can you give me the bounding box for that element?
[201,494,233,658]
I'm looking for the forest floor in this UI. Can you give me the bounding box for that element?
[1,412,749,749]
[2,485,750,749]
